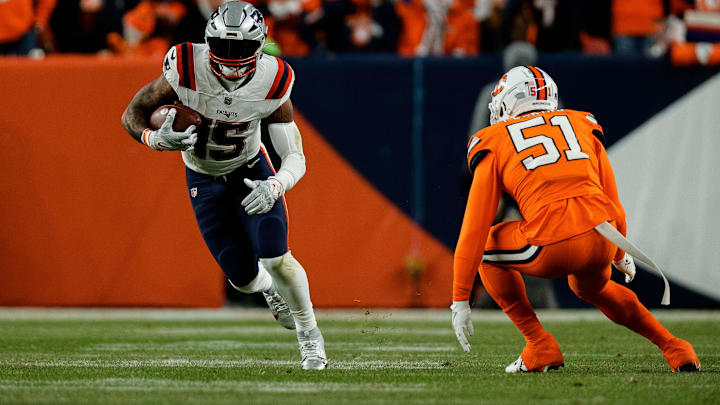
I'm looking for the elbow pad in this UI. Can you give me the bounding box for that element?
[268,121,306,192]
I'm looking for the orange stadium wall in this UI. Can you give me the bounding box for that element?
[0,56,453,308]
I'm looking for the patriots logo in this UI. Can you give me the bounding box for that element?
[250,9,264,25]
[190,187,198,198]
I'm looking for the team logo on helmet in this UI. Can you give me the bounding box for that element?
[492,75,507,97]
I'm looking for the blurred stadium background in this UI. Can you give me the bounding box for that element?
[1,0,719,402]
[1,0,719,309]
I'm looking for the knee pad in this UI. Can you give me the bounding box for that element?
[260,251,298,278]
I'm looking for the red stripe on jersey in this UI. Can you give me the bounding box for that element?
[175,44,184,88]
[276,63,293,99]
[186,43,196,91]
[266,57,286,99]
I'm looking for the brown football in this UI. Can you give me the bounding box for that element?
[149,104,204,131]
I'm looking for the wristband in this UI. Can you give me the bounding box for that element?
[141,128,154,146]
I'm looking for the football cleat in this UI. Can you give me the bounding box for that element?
[297,327,328,370]
[675,361,701,372]
[263,285,295,330]
[505,355,564,373]
[662,338,701,372]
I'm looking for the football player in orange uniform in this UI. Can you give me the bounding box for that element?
[451,66,700,373]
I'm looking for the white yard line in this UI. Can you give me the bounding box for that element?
[1,307,718,321]
[83,340,456,352]
[145,326,455,336]
[0,378,429,393]
[0,359,446,370]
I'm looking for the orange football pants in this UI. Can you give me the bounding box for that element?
[479,221,674,359]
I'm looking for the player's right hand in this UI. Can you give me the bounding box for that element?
[451,301,474,353]
[613,252,636,283]
[143,108,198,151]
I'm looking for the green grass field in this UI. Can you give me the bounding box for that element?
[0,308,717,404]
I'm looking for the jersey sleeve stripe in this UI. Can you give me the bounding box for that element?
[468,149,489,174]
[268,60,291,100]
[265,57,286,99]
[526,65,546,100]
[175,44,184,88]
[275,63,293,99]
[186,43,196,91]
[178,42,196,91]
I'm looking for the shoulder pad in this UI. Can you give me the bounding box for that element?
[265,57,294,100]
[164,42,197,91]
[565,109,605,144]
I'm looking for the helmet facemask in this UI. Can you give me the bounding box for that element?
[207,37,263,79]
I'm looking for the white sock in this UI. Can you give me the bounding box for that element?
[228,261,273,294]
[260,251,317,332]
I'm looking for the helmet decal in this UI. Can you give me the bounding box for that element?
[492,75,507,97]
[525,65,547,100]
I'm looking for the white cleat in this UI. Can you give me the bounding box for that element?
[505,355,563,373]
[505,356,530,373]
[263,285,295,330]
[298,327,328,370]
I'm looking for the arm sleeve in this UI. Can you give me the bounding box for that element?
[453,152,501,301]
[268,121,306,193]
[597,142,627,261]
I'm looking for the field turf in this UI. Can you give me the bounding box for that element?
[0,308,717,404]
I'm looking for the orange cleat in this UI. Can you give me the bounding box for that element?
[506,332,565,373]
[662,338,701,372]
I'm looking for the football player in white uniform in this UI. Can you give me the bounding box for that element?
[121,1,327,370]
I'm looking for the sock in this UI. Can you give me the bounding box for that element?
[260,251,317,332]
[571,278,674,347]
[479,263,548,344]
[228,261,273,294]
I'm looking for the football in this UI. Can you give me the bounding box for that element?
[149,104,204,131]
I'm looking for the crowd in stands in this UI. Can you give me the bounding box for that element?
[1,0,719,65]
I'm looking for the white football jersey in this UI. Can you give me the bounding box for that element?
[162,42,294,176]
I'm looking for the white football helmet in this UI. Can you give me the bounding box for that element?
[205,1,267,79]
[488,65,558,125]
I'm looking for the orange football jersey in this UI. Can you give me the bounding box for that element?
[453,109,627,301]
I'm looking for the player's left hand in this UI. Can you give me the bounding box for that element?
[613,252,636,283]
[450,301,474,353]
[242,177,284,215]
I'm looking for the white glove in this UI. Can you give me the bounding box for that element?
[450,300,474,353]
[142,108,197,151]
[613,252,636,283]
[241,177,284,215]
